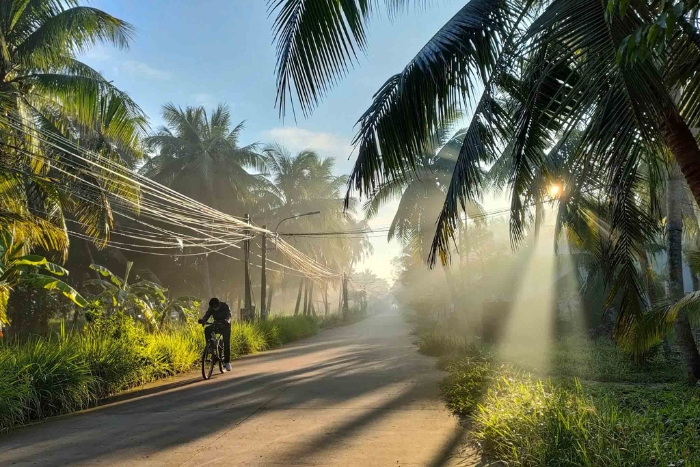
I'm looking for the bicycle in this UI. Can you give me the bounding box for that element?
[200,321,225,380]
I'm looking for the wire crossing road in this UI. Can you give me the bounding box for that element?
[0,311,475,466]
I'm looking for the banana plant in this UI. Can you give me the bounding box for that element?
[0,230,86,327]
[157,296,201,328]
[85,262,166,328]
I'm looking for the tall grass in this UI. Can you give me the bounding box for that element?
[429,330,700,466]
[0,315,320,432]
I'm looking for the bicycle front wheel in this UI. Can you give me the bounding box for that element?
[201,341,215,380]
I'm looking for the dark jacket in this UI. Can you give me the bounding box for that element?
[201,302,232,324]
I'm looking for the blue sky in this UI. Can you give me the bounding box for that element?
[81,0,467,281]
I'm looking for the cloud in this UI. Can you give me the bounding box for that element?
[82,48,111,62]
[261,127,355,173]
[192,93,216,108]
[117,60,172,80]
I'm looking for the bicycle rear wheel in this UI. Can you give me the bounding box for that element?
[201,341,215,380]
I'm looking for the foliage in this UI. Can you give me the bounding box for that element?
[84,262,164,328]
[267,0,700,376]
[0,313,322,432]
[438,350,700,466]
[0,231,86,327]
[0,0,147,253]
[473,373,700,466]
[426,322,700,465]
[259,315,318,345]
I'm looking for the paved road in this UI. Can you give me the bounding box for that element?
[0,310,474,466]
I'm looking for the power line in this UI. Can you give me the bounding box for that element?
[0,113,340,282]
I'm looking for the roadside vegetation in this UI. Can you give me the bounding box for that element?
[413,319,700,466]
[0,308,373,433]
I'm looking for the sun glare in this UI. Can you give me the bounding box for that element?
[548,183,561,198]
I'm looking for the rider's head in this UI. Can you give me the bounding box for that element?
[209,297,220,310]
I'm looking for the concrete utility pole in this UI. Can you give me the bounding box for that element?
[261,226,267,320]
[243,213,252,321]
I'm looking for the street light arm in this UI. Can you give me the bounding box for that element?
[274,210,321,233]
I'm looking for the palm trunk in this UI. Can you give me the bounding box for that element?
[294,279,303,315]
[303,280,310,316]
[668,162,700,381]
[664,110,700,208]
[267,284,274,316]
[337,282,343,314]
[342,274,349,316]
[324,282,329,317]
[534,200,543,244]
[308,281,315,316]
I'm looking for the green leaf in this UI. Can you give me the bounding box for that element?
[90,263,123,287]
[619,0,630,17]
[11,255,49,267]
[647,23,660,47]
[28,274,88,307]
[666,10,677,39]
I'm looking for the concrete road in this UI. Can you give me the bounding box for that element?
[0,310,475,466]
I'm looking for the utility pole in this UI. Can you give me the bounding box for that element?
[243,213,252,321]
[342,272,349,317]
[261,226,267,320]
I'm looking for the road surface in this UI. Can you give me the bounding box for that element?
[0,310,475,466]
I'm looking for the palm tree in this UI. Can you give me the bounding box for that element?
[261,145,370,315]
[142,103,266,298]
[0,0,146,251]
[268,0,700,380]
[364,125,484,260]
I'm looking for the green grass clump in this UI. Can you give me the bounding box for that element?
[270,315,319,343]
[546,337,685,384]
[438,356,495,415]
[417,331,482,357]
[230,322,268,356]
[439,354,700,466]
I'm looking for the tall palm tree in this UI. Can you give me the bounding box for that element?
[0,0,146,253]
[268,0,700,380]
[364,125,484,259]
[142,103,266,298]
[262,145,370,314]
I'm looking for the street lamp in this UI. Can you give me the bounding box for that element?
[274,211,321,233]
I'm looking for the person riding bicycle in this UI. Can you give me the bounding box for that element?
[198,298,232,371]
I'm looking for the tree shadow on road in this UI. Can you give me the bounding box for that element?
[0,315,469,466]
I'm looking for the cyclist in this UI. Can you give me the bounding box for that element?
[198,298,232,371]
